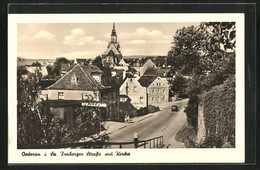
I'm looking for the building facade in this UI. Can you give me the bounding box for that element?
[119,76,147,109]
[42,64,115,126]
[138,76,170,106]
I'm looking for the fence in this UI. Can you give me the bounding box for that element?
[19,136,164,149]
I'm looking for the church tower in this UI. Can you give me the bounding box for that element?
[102,23,123,67]
[111,23,117,43]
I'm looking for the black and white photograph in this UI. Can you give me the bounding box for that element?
[8,13,245,163]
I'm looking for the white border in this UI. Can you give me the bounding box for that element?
[8,14,245,164]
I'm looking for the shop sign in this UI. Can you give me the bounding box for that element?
[81,102,107,107]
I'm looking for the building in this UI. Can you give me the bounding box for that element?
[134,59,156,77]
[119,76,147,109]
[138,75,170,106]
[102,23,123,67]
[43,64,111,126]
[26,65,48,77]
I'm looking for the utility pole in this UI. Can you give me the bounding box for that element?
[146,87,149,114]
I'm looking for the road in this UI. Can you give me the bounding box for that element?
[108,99,188,148]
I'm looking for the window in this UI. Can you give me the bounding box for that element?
[158,97,160,103]
[163,89,165,93]
[140,97,144,103]
[157,82,161,86]
[152,89,154,93]
[71,75,78,84]
[82,94,88,100]
[158,89,160,93]
[163,97,165,100]
[152,97,154,101]
[134,86,137,92]
[58,92,64,100]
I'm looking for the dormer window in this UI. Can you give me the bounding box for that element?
[82,94,88,100]
[71,75,78,84]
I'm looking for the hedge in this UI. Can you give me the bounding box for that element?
[200,75,235,148]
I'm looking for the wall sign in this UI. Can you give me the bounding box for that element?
[81,102,107,107]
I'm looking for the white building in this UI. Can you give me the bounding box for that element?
[119,76,147,109]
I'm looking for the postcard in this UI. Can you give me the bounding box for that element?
[8,13,245,164]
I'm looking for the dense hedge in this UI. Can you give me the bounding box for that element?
[200,76,235,148]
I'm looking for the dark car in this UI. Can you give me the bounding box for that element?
[171,105,179,111]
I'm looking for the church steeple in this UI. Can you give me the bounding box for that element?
[111,23,117,43]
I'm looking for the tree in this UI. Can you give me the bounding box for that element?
[199,22,236,72]
[92,56,103,70]
[55,57,70,64]
[17,72,45,147]
[31,61,42,66]
[45,57,70,78]
[73,107,110,144]
[155,56,166,67]
[167,25,206,75]
[169,23,236,147]
[171,74,188,98]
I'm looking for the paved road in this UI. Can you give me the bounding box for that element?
[108,99,188,148]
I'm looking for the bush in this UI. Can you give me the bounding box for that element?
[136,105,160,117]
[136,107,148,116]
[184,95,199,130]
[119,101,137,119]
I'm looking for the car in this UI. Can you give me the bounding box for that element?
[171,105,179,111]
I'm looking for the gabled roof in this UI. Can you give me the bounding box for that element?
[46,64,104,91]
[144,67,170,77]
[138,75,158,87]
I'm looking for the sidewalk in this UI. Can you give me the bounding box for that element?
[105,112,154,134]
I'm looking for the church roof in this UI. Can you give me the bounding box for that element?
[111,23,117,36]
[46,64,104,91]
[104,43,121,55]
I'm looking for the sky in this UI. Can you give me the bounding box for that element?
[17,22,199,60]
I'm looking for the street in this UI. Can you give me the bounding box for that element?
[107,99,188,148]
